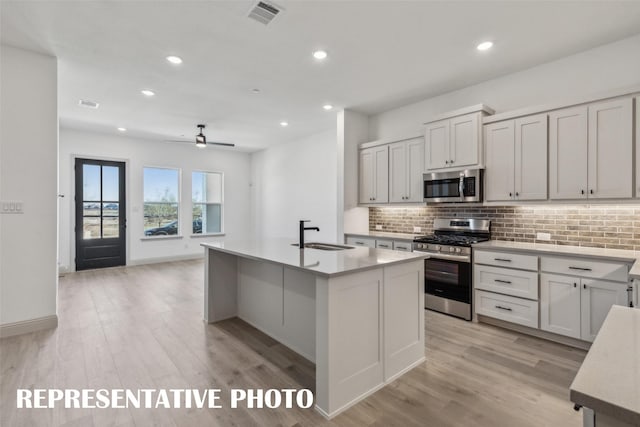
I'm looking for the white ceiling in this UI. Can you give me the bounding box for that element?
[2,1,640,151]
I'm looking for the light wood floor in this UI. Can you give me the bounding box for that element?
[1,259,586,426]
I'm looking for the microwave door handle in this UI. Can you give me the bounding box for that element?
[459,176,464,200]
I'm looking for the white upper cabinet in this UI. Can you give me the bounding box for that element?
[359,145,389,204]
[424,120,449,170]
[485,114,547,202]
[449,113,479,168]
[424,111,486,171]
[515,114,548,200]
[550,98,633,200]
[389,138,425,203]
[587,98,633,199]
[549,106,589,199]
[485,121,515,202]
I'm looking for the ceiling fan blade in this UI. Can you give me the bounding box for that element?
[208,141,235,147]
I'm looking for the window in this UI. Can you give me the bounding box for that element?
[192,171,223,234]
[143,167,180,236]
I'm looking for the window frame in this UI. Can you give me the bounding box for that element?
[141,166,182,240]
[190,170,225,237]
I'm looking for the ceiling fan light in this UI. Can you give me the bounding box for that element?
[195,134,207,148]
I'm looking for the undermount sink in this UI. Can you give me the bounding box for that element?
[291,242,355,251]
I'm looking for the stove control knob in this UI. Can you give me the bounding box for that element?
[435,245,441,251]
[455,247,462,253]
[449,247,456,253]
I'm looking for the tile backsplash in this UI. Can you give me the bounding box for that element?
[369,205,640,250]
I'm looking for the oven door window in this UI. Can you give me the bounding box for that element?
[425,178,460,199]
[425,258,471,303]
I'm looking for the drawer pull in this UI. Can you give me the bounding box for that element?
[378,244,390,248]
[494,279,512,284]
[396,246,407,250]
[355,242,364,245]
[494,258,512,262]
[569,266,592,271]
[495,305,513,312]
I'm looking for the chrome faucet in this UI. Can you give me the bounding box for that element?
[299,220,320,249]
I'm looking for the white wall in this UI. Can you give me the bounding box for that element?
[0,45,58,325]
[369,34,640,140]
[251,128,338,242]
[58,128,252,271]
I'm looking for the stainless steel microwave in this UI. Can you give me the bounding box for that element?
[423,169,483,203]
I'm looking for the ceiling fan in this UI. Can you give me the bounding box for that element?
[164,124,235,148]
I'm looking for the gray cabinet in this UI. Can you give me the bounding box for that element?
[425,112,483,171]
[389,138,425,203]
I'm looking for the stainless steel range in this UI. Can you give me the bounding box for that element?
[413,218,491,320]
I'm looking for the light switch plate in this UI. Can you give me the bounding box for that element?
[413,226,421,233]
[536,232,551,241]
[1,200,24,214]
[375,224,383,230]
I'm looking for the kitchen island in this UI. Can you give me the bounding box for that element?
[201,239,427,418]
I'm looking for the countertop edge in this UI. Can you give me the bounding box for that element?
[344,231,419,241]
[569,389,640,426]
[201,243,428,278]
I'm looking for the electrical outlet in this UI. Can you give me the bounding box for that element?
[375,224,383,230]
[536,232,551,241]
[413,226,421,233]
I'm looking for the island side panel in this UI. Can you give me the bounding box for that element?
[204,249,239,323]
[383,260,425,381]
[282,267,316,362]
[315,268,385,418]
[237,258,284,337]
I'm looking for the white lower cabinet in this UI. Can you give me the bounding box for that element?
[375,239,394,250]
[580,279,629,342]
[475,248,631,344]
[475,290,538,328]
[540,273,581,339]
[346,236,376,248]
[393,241,412,252]
[541,274,628,342]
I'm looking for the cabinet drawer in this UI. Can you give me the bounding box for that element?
[375,239,394,250]
[474,250,538,271]
[540,256,628,283]
[393,241,412,252]
[474,265,538,300]
[475,290,539,328]
[346,236,376,248]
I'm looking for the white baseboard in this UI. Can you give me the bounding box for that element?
[128,253,204,266]
[0,315,58,338]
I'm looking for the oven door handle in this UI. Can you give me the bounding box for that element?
[419,252,470,263]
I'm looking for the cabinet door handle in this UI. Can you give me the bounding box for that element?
[494,279,512,284]
[445,160,449,164]
[569,266,592,271]
[509,192,512,197]
[590,189,594,194]
[495,305,513,312]
[494,258,512,262]
[450,159,454,164]
[515,192,519,197]
[583,283,587,289]
[574,283,577,288]
[581,189,585,195]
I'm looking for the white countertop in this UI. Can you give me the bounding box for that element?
[473,241,640,278]
[201,238,428,278]
[570,306,640,424]
[345,230,420,241]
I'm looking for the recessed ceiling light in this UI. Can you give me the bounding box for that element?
[166,55,183,64]
[141,89,155,97]
[323,104,333,111]
[280,121,289,127]
[117,127,127,132]
[313,50,328,60]
[252,88,261,94]
[477,41,493,51]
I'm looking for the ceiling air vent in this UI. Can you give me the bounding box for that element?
[248,1,283,25]
[78,99,99,109]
